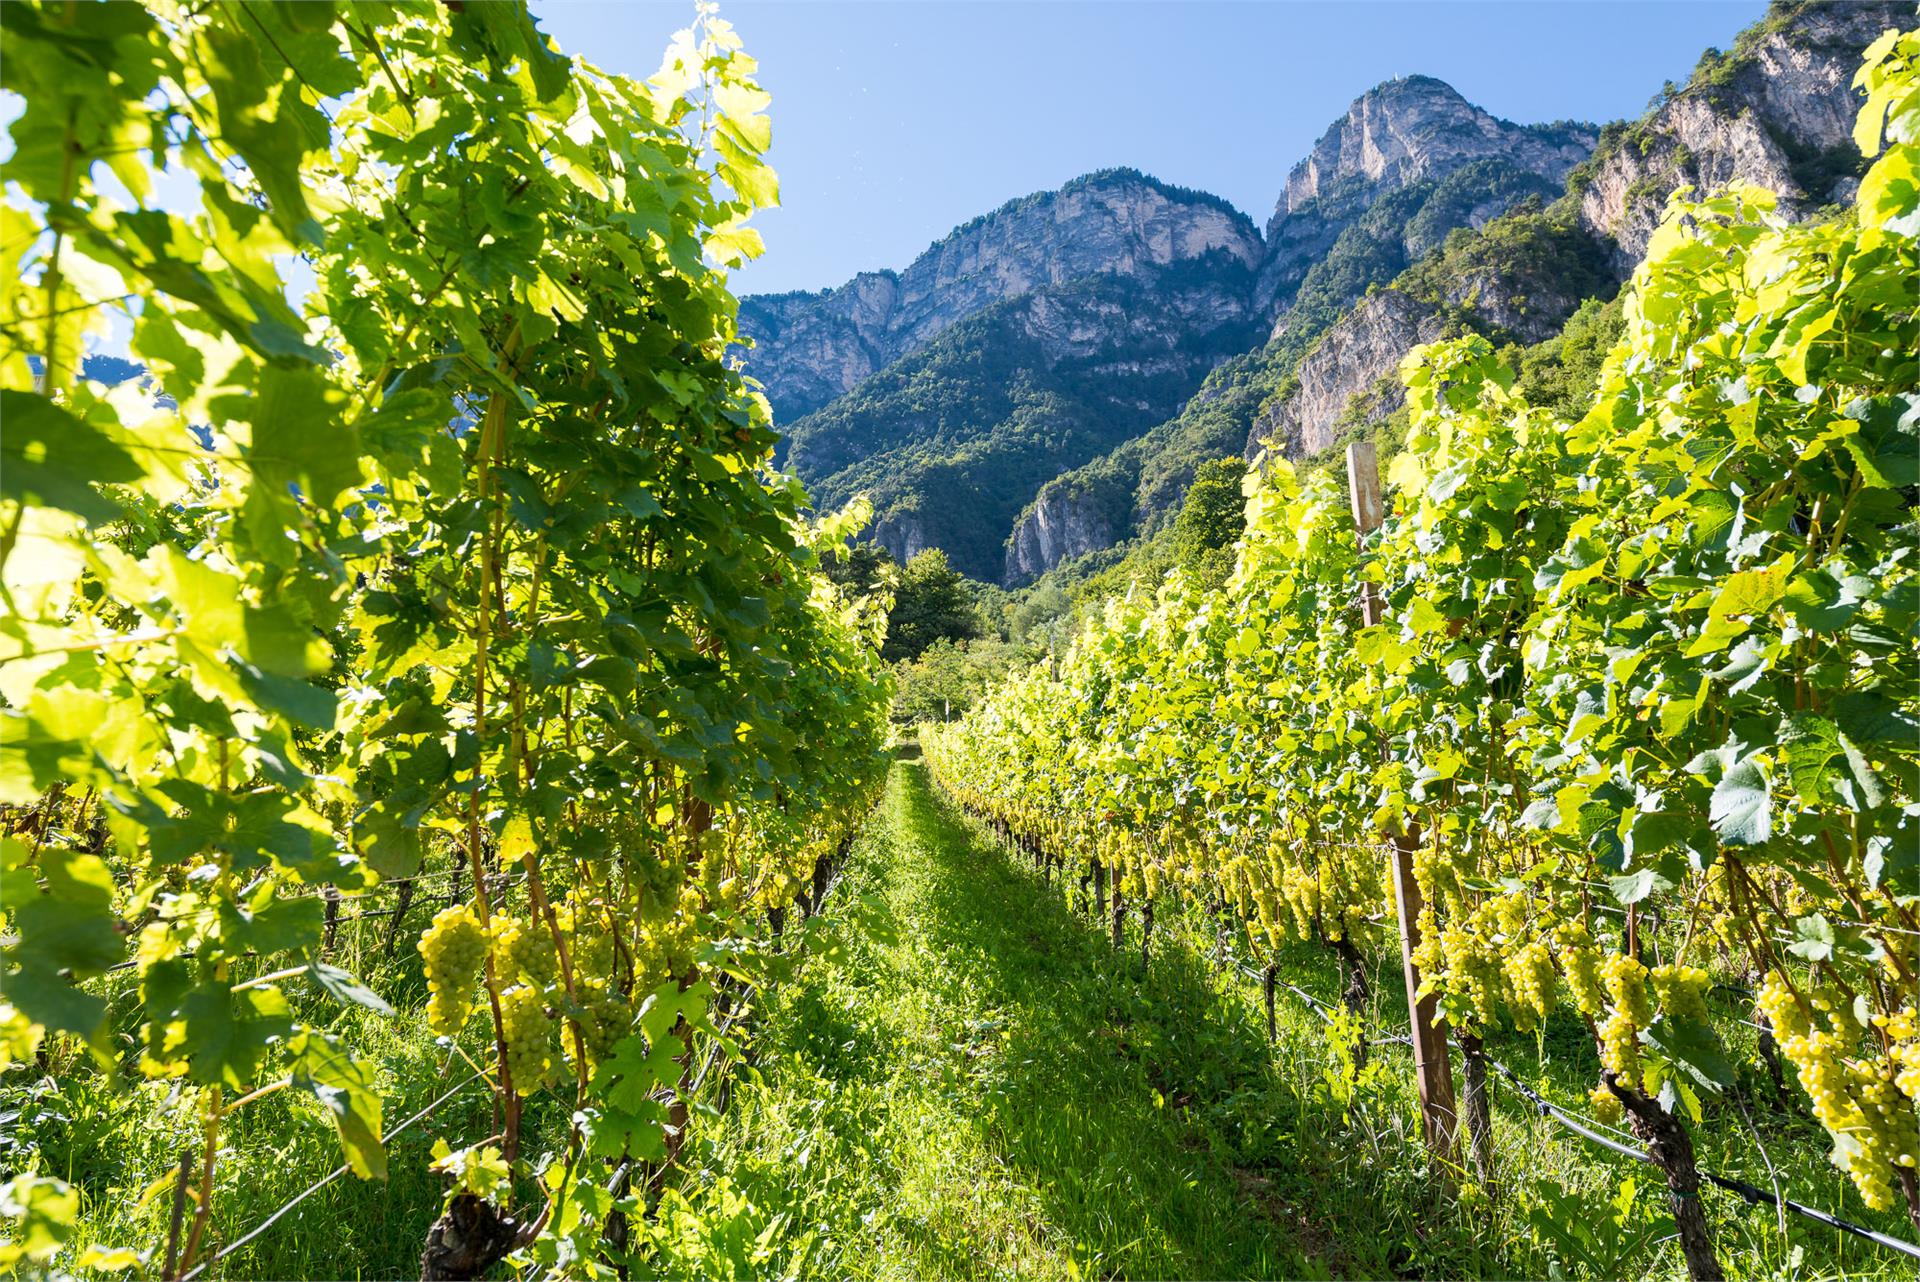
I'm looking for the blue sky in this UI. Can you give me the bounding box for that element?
[535,0,1769,297]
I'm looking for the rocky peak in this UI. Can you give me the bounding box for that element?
[1272,76,1595,234]
[1573,0,1905,272]
[892,169,1262,349]
[740,169,1263,424]
[1255,79,1597,318]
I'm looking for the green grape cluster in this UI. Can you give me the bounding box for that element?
[492,913,558,989]
[1504,942,1557,1031]
[1555,923,1606,1017]
[1597,954,1651,1089]
[1489,894,1529,940]
[1438,924,1502,1030]
[1850,1068,1920,1209]
[1598,1009,1641,1088]
[1650,963,1709,1023]
[1252,883,1283,950]
[1757,970,1810,1040]
[570,984,633,1066]
[420,905,489,1036]
[1589,1081,1624,1127]
[1761,969,1920,1211]
[1280,865,1320,940]
[1809,981,1868,1034]
[636,883,707,984]
[1600,954,1651,1024]
[1412,842,1467,913]
[1411,907,1445,980]
[1876,1006,1920,1104]
[499,984,554,1092]
[555,898,617,978]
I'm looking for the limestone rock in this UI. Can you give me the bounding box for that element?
[1248,289,1447,461]
[740,170,1261,424]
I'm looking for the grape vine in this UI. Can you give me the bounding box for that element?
[926,24,1920,1278]
[1,2,889,1275]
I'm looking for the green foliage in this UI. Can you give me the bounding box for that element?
[0,2,890,1272]
[884,550,984,663]
[1171,458,1250,589]
[891,637,1040,725]
[1523,1177,1675,1279]
[1508,295,1628,417]
[821,540,896,601]
[929,28,1920,1255]
[1396,200,1618,339]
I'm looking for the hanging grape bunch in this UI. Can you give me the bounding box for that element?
[420,906,490,1037]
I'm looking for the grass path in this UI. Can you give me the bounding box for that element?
[662,756,1333,1280]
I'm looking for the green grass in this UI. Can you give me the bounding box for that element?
[657,755,1304,1279]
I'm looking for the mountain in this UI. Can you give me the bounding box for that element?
[1004,0,1901,587]
[741,170,1260,428]
[737,0,1902,589]
[1005,86,1599,584]
[1255,75,1596,317]
[785,246,1264,578]
[747,103,1591,584]
[748,170,1265,579]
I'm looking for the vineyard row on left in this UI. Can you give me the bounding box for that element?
[0,2,890,1275]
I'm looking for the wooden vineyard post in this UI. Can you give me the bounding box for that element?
[1346,441,1460,1167]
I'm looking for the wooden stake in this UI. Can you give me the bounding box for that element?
[1346,441,1459,1166]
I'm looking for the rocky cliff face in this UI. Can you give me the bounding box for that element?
[740,170,1262,424]
[871,508,932,567]
[787,255,1263,582]
[1003,480,1119,585]
[1257,77,1596,313]
[1575,0,1901,271]
[1248,289,1447,460]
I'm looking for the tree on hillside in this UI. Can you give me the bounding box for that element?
[822,540,896,598]
[884,548,982,661]
[1172,456,1248,588]
[892,636,1038,723]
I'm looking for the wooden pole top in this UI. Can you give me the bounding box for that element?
[1346,440,1384,536]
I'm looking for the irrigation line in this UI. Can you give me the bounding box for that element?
[1478,1054,1920,1262]
[1229,958,1920,1261]
[180,1069,487,1281]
